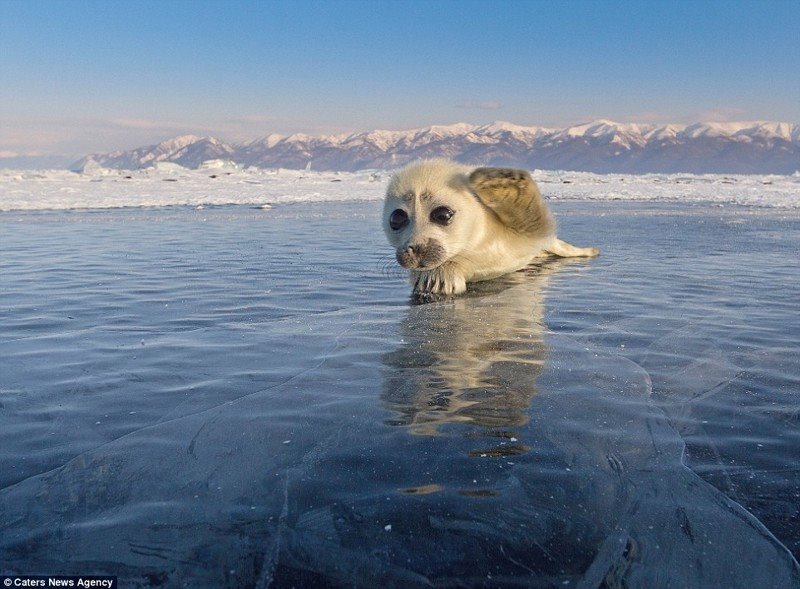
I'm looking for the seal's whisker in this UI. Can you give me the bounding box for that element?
[378,254,406,279]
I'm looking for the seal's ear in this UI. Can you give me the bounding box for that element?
[467,167,555,236]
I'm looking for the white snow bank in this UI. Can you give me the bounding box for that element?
[0,165,797,212]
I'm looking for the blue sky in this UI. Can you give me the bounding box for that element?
[1,0,798,156]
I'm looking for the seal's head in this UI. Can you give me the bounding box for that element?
[383,159,484,270]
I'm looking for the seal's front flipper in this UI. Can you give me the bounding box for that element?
[468,167,555,238]
[411,265,467,297]
[545,238,600,258]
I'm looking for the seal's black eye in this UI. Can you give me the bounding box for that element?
[430,206,455,225]
[389,209,409,231]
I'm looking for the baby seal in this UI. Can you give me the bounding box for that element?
[383,159,599,297]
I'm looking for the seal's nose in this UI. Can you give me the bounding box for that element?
[397,244,418,268]
[397,239,445,270]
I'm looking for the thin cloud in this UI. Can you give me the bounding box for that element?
[0,115,360,155]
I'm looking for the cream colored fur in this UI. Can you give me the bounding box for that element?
[383,159,598,297]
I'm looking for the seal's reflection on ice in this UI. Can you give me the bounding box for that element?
[382,261,559,439]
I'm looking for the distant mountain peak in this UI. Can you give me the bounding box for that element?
[71,119,800,175]
[476,121,555,137]
[156,134,204,149]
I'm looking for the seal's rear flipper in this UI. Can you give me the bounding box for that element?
[468,167,555,238]
[545,238,600,258]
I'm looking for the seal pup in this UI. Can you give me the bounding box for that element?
[383,159,599,297]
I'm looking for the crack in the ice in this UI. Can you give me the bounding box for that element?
[254,468,290,589]
[0,321,354,495]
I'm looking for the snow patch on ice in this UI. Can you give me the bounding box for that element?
[1,166,798,212]
[154,162,189,173]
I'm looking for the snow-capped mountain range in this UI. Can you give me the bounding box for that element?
[72,120,800,174]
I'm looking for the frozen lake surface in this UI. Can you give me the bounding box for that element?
[1,199,799,587]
